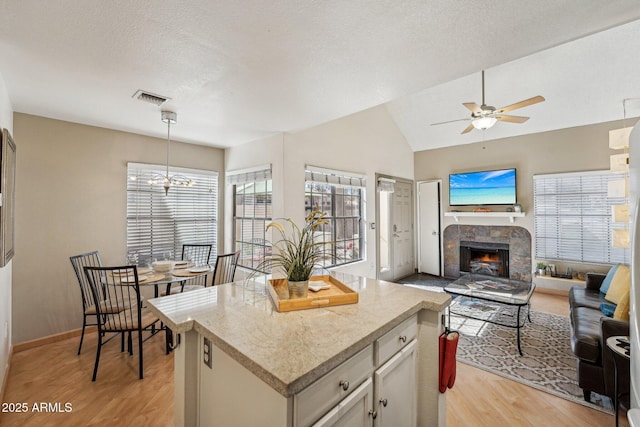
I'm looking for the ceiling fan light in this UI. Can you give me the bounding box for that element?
[472,116,497,130]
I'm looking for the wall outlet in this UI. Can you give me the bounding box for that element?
[203,337,212,369]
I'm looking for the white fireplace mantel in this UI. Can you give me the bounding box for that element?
[444,211,526,223]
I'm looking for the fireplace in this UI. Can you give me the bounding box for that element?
[443,225,531,282]
[459,241,509,278]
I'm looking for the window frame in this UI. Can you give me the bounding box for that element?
[126,162,218,262]
[232,179,273,273]
[304,166,365,268]
[533,169,630,265]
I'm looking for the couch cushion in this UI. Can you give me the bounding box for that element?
[613,289,631,321]
[570,307,605,364]
[599,264,619,294]
[600,302,616,317]
[570,286,606,310]
[605,264,630,304]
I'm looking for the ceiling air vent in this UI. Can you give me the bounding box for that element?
[132,90,170,106]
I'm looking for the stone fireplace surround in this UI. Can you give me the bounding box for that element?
[443,224,532,282]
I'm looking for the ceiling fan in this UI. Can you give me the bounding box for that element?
[432,70,545,134]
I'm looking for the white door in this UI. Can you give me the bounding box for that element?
[392,181,414,280]
[417,181,441,276]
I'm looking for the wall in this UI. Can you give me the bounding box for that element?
[0,73,13,396]
[628,121,640,410]
[13,114,224,343]
[225,105,414,279]
[414,118,634,277]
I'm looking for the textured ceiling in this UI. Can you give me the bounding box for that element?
[0,1,639,150]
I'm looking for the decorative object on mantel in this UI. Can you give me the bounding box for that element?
[473,208,491,213]
[513,203,522,213]
[130,110,194,195]
[252,209,333,300]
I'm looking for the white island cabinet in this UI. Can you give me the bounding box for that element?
[147,272,450,427]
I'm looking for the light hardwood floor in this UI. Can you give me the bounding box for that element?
[0,291,627,426]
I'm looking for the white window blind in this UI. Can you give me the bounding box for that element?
[127,163,218,261]
[533,170,629,264]
[226,164,272,185]
[305,165,366,188]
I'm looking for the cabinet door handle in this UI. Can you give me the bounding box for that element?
[399,335,407,343]
[369,409,377,419]
[380,398,388,407]
[339,380,349,391]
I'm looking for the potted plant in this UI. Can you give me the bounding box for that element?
[536,262,547,276]
[253,209,330,299]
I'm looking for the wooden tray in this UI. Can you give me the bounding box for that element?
[267,275,358,312]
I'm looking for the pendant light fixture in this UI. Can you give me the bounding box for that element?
[131,110,194,195]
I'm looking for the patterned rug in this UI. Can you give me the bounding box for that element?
[449,300,614,414]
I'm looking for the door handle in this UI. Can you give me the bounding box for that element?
[432,231,439,236]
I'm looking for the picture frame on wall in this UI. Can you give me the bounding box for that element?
[1,128,16,267]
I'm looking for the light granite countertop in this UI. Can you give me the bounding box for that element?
[147,272,450,397]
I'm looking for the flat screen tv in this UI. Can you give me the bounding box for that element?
[449,168,516,206]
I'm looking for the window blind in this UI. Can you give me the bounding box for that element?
[305,165,366,188]
[127,163,218,261]
[533,170,629,264]
[226,164,272,185]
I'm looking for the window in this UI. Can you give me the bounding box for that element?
[533,170,629,264]
[305,166,365,268]
[127,163,218,262]
[229,165,272,272]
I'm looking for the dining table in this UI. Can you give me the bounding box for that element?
[130,261,214,297]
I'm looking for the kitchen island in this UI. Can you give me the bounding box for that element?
[147,272,451,427]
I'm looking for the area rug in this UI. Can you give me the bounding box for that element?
[449,303,614,414]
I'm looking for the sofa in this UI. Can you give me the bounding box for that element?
[569,265,630,402]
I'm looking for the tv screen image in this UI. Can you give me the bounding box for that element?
[449,168,516,206]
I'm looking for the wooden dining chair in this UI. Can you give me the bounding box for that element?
[69,251,104,355]
[212,251,240,286]
[83,265,167,381]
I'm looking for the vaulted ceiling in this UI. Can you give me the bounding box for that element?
[0,1,639,151]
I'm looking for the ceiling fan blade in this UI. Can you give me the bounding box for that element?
[431,117,471,126]
[496,96,545,114]
[462,102,481,114]
[461,123,475,134]
[495,115,529,123]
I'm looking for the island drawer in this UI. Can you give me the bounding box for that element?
[375,314,418,366]
[294,344,374,427]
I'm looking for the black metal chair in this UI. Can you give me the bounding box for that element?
[212,251,240,286]
[69,251,104,355]
[83,265,167,381]
[164,244,213,295]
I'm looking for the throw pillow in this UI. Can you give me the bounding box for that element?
[605,264,630,305]
[600,264,620,294]
[600,302,617,317]
[613,288,631,321]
